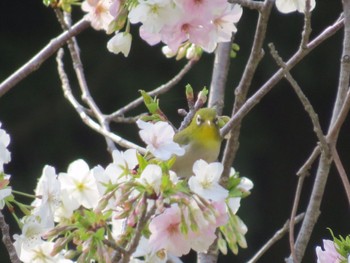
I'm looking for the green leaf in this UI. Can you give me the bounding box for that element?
[136,152,148,172]
[140,90,159,114]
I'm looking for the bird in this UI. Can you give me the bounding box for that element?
[171,108,222,178]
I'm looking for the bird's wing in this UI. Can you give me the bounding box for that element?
[173,131,190,146]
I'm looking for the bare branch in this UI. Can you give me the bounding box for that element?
[208,41,234,114]
[56,49,146,153]
[220,15,344,138]
[246,213,304,263]
[331,146,350,204]
[228,0,264,11]
[268,43,328,151]
[296,146,321,177]
[107,59,198,121]
[55,10,117,153]
[0,211,20,263]
[120,198,156,263]
[221,0,274,180]
[0,19,89,97]
[290,6,349,261]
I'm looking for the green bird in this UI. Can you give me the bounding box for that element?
[171,108,222,178]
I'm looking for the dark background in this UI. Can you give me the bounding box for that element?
[0,0,349,262]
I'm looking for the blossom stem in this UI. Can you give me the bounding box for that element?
[11,190,36,199]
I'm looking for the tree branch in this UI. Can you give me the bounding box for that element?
[221,0,274,180]
[228,0,264,11]
[56,49,146,153]
[208,41,234,114]
[0,19,89,97]
[246,213,304,263]
[55,10,117,153]
[107,59,198,121]
[220,15,344,138]
[289,5,349,261]
[0,211,20,263]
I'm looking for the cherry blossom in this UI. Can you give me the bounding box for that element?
[59,159,100,210]
[137,120,185,160]
[188,159,228,201]
[107,32,132,57]
[19,240,73,263]
[316,239,345,263]
[82,0,115,31]
[32,165,61,228]
[275,0,316,14]
[138,164,163,195]
[149,204,192,256]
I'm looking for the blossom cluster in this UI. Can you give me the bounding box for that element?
[316,235,350,263]
[2,118,252,262]
[82,0,243,57]
[80,0,316,57]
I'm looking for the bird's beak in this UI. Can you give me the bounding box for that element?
[207,120,212,125]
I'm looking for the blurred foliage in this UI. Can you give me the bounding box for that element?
[0,0,349,262]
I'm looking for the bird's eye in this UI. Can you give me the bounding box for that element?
[214,117,218,125]
[196,115,202,126]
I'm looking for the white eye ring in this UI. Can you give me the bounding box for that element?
[196,115,202,126]
[214,117,218,125]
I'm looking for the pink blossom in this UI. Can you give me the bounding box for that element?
[316,239,344,263]
[82,0,115,31]
[109,0,121,18]
[149,205,191,256]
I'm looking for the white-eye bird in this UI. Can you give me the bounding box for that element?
[171,108,222,178]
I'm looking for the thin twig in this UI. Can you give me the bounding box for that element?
[220,15,344,138]
[330,147,350,204]
[246,213,305,263]
[55,10,117,153]
[56,49,146,153]
[120,198,156,263]
[228,0,264,11]
[0,211,20,263]
[107,59,198,121]
[0,19,89,97]
[290,6,349,261]
[268,43,328,150]
[221,0,274,180]
[296,146,321,177]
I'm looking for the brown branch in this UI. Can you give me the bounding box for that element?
[0,19,89,97]
[0,211,20,263]
[107,59,198,121]
[246,213,304,263]
[56,49,146,153]
[221,0,274,180]
[55,10,117,154]
[331,147,350,204]
[208,41,234,114]
[120,198,156,263]
[290,7,349,261]
[228,0,264,11]
[220,15,344,138]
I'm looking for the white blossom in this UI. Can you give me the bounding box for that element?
[59,159,100,210]
[107,32,132,57]
[275,0,316,13]
[188,159,228,201]
[32,165,60,228]
[0,122,11,172]
[138,164,162,195]
[19,240,72,263]
[137,120,185,161]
